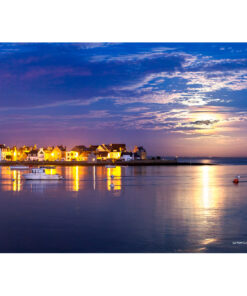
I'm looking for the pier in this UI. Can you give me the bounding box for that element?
[0,159,214,166]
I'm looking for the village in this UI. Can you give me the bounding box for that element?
[0,143,147,162]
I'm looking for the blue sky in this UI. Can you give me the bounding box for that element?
[1,43,247,156]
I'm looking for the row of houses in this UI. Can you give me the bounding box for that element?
[0,144,147,162]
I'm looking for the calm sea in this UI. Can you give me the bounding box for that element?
[1,159,247,252]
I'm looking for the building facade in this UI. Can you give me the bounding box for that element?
[133,146,147,160]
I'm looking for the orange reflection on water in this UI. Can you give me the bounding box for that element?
[1,167,12,191]
[72,166,79,191]
[107,166,122,191]
[12,170,21,192]
[0,167,23,192]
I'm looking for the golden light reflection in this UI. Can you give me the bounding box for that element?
[200,165,220,210]
[13,170,16,192]
[107,166,122,191]
[0,167,12,191]
[12,170,21,192]
[72,166,79,191]
[201,238,217,245]
[202,166,210,208]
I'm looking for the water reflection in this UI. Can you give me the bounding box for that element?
[0,167,23,192]
[13,170,21,192]
[24,180,61,192]
[0,164,247,252]
[202,166,210,208]
[107,166,122,191]
[200,165,221,210]
[0,166,124,193]
[72,166,79,191]
[93,166,96,190]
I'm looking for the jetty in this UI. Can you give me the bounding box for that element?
[0,159,214,166]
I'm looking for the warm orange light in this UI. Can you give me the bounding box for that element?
[107,152,121,160]
[107,166,122,191]
[72,166,79,191]
[12,170,21,192]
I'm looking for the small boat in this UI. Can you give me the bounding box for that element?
[10,165,29,170]
[23,168,64,180]
[105,165,116,168]
[39,166,56,169]
[233,175,247,184]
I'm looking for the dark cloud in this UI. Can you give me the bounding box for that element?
[191,120,219,126]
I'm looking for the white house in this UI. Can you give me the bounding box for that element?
[0,144,8,161]
[38,148,45,161]
[27,150,39,161]
[121,152,134,162]
[66,151,79,161]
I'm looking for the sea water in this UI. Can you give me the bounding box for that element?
[0,162,247,252]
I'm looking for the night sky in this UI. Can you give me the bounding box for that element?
[1,43,247,156]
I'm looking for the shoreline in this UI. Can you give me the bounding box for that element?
[0,160,215,166]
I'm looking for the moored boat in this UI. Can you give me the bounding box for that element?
[232,174,247,183]
[39,166,56,169]
[23,168,64,180]
[10,165,29,170]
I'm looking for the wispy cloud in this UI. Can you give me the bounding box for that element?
[0,97,103,112]
[90,47,176,63]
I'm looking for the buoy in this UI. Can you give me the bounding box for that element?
[111,175,114,179]
[233,178,239,184]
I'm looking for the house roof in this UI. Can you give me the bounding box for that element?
[103,144,111,150]
[97,143,126,152]
[71,145,87,153]
[96,144,111,151]
[121,152,133,156]
[28,150,38,156]
[110,144,126,151]
[88,145,99,151]
[57,145,66,151]
[44,146,54,151]
[134,146,146,152]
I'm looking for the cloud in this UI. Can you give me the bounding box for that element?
[190,119,219,126]
[21,66,92,79]
[90,46,176,63]
[111,68,247,108]
[2,43,247,143]
[0,97,103,112]
[124,107,150,112]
